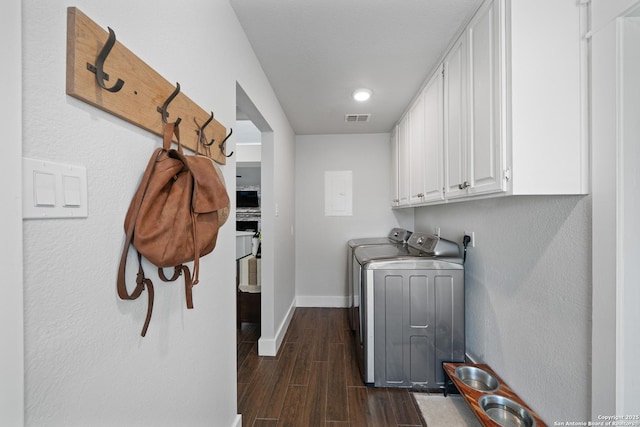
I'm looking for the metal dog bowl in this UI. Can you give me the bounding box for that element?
[478,395,536,427]
[454,366,500,392]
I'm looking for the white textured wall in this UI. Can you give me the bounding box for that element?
[294,134,414,305]
[1,0,24,424]
[21,0,295,425]
[272,129,297,346]
[592,0,639,30]
[236,144,262,163]
[414,195,591,422]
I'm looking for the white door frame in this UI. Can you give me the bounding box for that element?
[235,83,278,356]
[591,1,640,417]
[615,13,640,415]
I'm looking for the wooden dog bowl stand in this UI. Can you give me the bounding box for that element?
[443,362,547,427]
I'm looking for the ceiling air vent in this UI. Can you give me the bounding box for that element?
[345,114,371,123]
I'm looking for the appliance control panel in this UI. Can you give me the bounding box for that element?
[388,227,412,243]
[407,232,438,253]
[407,232,460,258]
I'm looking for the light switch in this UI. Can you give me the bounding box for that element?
[23,157,88,219]
[34,171,56,206]
[63,175,82,207]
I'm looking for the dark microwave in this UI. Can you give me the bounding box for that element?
[237,190,259,208]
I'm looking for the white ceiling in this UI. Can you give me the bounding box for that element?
[230,0,482,135]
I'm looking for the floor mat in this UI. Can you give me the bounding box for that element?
[412,394,481,426]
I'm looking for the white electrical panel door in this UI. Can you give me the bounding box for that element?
[324,170,353,216]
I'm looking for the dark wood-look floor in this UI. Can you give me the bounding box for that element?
[237,307,426,427]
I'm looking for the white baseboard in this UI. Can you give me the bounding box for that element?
[230,414,242,427]
[258,299,296,356]
[255,296,349,356]
[296,295,349,308]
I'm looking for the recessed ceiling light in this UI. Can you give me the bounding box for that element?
[353,88,372,102]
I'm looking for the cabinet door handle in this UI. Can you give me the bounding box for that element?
[458,181,470,190]
[414,193,424,198]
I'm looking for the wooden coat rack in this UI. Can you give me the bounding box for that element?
[66,7,230,165]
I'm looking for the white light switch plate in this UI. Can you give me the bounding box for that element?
[23,157,88,219]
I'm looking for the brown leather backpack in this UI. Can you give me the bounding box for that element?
[117,121,230,336]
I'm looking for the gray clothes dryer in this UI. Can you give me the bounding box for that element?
[353,232,465,390]
[346,228,412,330]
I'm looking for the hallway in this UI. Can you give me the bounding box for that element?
[237,308,426,426]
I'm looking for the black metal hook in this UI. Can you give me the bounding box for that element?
[219,128,234,157]
[201,112,214,132]
[197,112,216,146]
[157,83,181,125]
[87,27,125,93]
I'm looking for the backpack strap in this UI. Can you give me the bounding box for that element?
[163,120,182,152]
[158,120,198,306]
[136,252,154,337]
[164,120,200,299]
[158,265,182,282]
[184,266,194,309]
[116,145,165,336]
[158,265,194,309]
[116,121,186,336]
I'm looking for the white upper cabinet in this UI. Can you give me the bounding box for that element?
[422,68,445,203]
[395,71,445,207]
[467,0,506,196]
[508,0,587,195]
[408,92,426,205]
[397,114,411,206]
[444,0,504,200]
[390,126,399,207]
[393,0,588,208]
[444,35,468,199]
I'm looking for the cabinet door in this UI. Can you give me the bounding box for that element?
[467,0,506,195]
[397,114,411,206]
[409,93,425,205]
[422,69,444,202]
[444,36,469,199]
[390,126,399,207]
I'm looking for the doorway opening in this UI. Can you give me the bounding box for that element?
[235,118,262,326]
[235,81,275,419]
[234,83,274,339]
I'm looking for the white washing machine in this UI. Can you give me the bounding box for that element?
[353,231,465,390]
[346,228,412,330]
